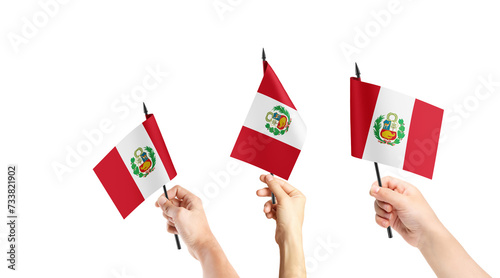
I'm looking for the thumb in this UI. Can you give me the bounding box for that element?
[158,195,181,219]
[265,174,288,202]
[370,185,405,208]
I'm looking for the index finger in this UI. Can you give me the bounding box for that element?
[155,193,181,207]
[372,176,407,194]
[166,185,194,201]
[259,174,302,198]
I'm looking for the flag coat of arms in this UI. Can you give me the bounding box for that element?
[231,61,306,179]
[94,114,176,218]
[350,77,443,179]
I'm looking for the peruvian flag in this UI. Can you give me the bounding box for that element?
[351,77,444,179]
[94,114,176,218]
[231,61,306,179]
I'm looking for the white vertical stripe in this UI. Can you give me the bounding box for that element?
[362,87,415,168]
[243,93,307,150]
[116,124,170,199]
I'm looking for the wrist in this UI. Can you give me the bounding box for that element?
[278,229,306,277]
[193,233,220,261]
[417,220,449,252]
[276,225,302,247]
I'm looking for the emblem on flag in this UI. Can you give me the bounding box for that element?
[130,146,156,178]
[265,105,292,136]
[373,112,406,146]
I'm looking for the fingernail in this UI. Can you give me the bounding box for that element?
[374,187,380,194]
[266,175,274,182]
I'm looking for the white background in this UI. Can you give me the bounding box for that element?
[1,0,500,277]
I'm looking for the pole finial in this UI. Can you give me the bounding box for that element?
[355,63,360,79]
[262,48,266,61]
[143,102,148,116]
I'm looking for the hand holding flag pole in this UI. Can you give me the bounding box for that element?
[355,63,393,239]
[143,102,182,249]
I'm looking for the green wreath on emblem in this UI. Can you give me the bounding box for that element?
[265,105,292,136]
[373,115,405,146]
[130,146,157,178]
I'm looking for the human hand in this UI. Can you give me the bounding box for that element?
[370,177,491,278]
[257,174,307,277]
[155,185,216,260]
[256,174,306,245]
[369,176,444,248]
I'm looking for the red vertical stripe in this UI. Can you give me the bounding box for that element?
[258,62,296,110]
[143,114,177,180]
[231,126,300,180]
[350,78,381,158]
[403,99,443,179]
[93,148,144,219]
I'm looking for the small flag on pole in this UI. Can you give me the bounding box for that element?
[94,114,177,218]
[231,56,306,179]
[350,77,444,179]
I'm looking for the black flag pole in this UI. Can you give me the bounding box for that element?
[270,173,276,204]
[263,48,277,205]
[374,163,392,238]
[355,64,393,239]
[163,185,182,249]
[143,102,182,249]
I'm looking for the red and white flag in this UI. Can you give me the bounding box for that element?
[231,61,306,179]
[94,115,176,218]
[350,77,444,179]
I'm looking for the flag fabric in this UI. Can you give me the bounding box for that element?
[231,61,306,180]
[350,77,443,179]
[94,114,176,218]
